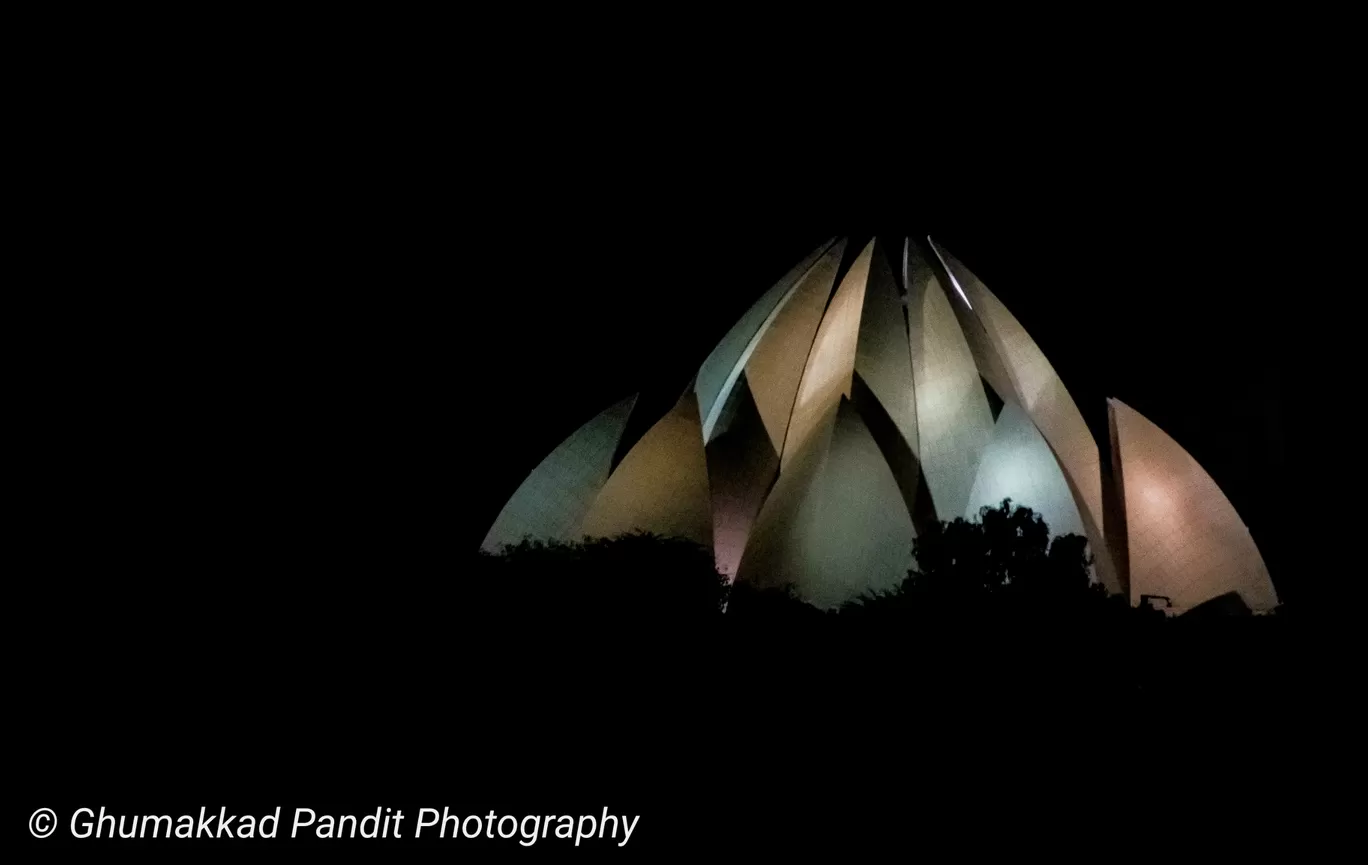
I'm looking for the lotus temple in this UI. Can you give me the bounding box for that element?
[481,236,1278,615]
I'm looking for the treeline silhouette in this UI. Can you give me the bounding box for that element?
[457,499,1302,720]
[473,500,1157,628]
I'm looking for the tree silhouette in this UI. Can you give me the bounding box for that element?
[469,501,1145,629]
[822,498,1132,623]
[898,498,1109,613]
[459,502,1287,757]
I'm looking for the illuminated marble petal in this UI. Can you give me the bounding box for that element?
[1109,398,1278,612]
[705,374,780,580]
[854,238,918,459]
[781,239,874,470]
[580,388,713,547]
[905,242,994,522]
[481,395,638,552]
[933,241,1120,594]
[965,401,1087,541]
[743,240,846,453]
[737,398,915,609]
[697,239,838,442]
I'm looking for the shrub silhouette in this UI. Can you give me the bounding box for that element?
[471,532,727,627]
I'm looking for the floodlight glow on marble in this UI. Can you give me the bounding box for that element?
[483,236,1277,615]
[928,236,972,309]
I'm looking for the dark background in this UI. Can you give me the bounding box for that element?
[15,62,1346,857]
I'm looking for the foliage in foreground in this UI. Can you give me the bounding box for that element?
[474,500,1171,629]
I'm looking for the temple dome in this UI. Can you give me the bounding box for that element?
[482,236,1277,613]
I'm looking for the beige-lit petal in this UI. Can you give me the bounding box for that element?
[744,241,845,453]
[697,239,838,442]
[580,389,713,547]
[781,239,874,470]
